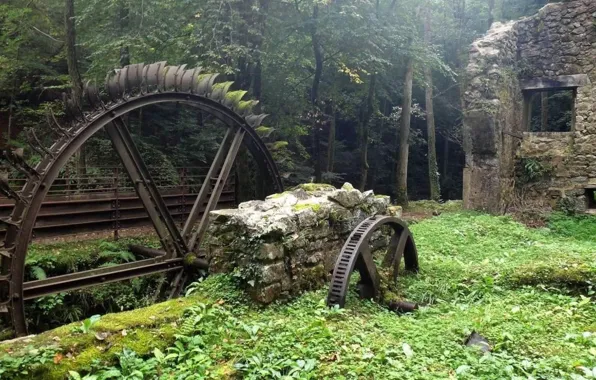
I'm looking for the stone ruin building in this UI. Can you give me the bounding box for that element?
[463,0,596,214]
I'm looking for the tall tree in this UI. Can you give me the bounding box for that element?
[326,100,336,173]
[424,7,441,201]
[310,3,323,183]
[358,74,376,191]
[65,0,86,177]
[396,57,414,205]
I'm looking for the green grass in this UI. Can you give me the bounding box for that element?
[3,212,596,379]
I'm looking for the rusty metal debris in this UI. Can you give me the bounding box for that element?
[0,62,283,336]
[327,215,419,308]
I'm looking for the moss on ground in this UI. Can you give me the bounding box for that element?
[2,294,203,379]
[3,212,596,379]
[406,199,463,213]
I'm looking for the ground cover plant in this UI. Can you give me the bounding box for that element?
[0,236,162,338]
[2,211,596,379]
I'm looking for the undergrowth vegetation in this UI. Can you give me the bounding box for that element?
[21,237,162,333]
[2,212,596,379]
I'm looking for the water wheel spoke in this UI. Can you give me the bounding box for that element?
[181,127,233,240]
[105,118,188,258]
[188,128,245,252]
[390,229,411,283]
[356,244,380,299]
[382,231,401,268]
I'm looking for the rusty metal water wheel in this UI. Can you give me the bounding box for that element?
[327,216,419,308]
[0,62,283,336]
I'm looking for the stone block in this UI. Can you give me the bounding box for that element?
[258,243,284,261]
[260,262,286,284]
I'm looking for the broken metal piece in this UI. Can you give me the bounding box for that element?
[2,149,39,179]
[47,109,72,137]
[25,128,53,158]
[327,215,419,308]
[464,331,491,353]
[388,300,419,314]
[0,172,26,203]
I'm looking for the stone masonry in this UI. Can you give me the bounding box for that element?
[463,0,596,213]
[204,183,400,303]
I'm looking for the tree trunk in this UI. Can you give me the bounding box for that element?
[252,0,269,101]
[396,58,414,206]
[326,100,336,173]
[488,0,495,28]
[118,0,130,67]
[442,137,449,179]
[65,0,86,180]
[541,92,549,131]
[424,8,441,201]
[359,74,376,191]
[311,4,323,183]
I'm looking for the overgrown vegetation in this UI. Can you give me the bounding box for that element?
[3,212,596,379]
[9,237,162,333]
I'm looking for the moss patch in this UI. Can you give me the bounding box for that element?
[292,203,322,212]
[291,183,336,192]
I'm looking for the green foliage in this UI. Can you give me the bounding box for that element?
[516,157,552,185]
[21,237,162,331]
[0,346,57,379]
[73,315,101,334]
[6,213,596,379]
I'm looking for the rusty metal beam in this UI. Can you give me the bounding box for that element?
[188,129,245,252]
[182,128,233,240]
[105,119,188,258]
[23,258,183,299]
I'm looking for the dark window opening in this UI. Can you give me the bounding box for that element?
[587,189,596,211]
[526,89,576,132]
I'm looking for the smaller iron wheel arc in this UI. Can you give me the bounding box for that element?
[327,215,419,308]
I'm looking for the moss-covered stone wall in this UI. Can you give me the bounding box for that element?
[205,183,397,303]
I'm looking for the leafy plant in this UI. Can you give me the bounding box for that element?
[73,314,101,334]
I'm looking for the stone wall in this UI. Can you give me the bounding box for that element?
[204,184,398,303]
[463,22,523,212]
[463,0,596,213]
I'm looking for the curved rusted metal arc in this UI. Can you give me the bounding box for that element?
[327,216,419,308]
[2,92,283,336]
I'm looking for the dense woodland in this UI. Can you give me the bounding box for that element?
[1,0,555,203]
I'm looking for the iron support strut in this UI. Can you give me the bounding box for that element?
[105,119,189,258]
[188,129,245,252]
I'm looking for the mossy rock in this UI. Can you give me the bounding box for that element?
[0,294,208,379]
[291,183,336,193]
[508,262,596,291]
[292,203,322,212]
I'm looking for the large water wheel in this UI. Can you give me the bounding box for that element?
[0,62,283,336]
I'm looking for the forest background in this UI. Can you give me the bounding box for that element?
[0,0,556,204]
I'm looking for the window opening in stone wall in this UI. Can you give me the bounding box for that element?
[586,189,596,214]
[526,89,576,132]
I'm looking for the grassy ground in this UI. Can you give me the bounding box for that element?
[2,211,596,379]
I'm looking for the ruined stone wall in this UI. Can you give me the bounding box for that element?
[463,22,523,212]
[205,184,399,303]
[464,0,596,213]
[516,1,596,210]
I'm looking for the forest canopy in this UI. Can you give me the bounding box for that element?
[0,0,553,203]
